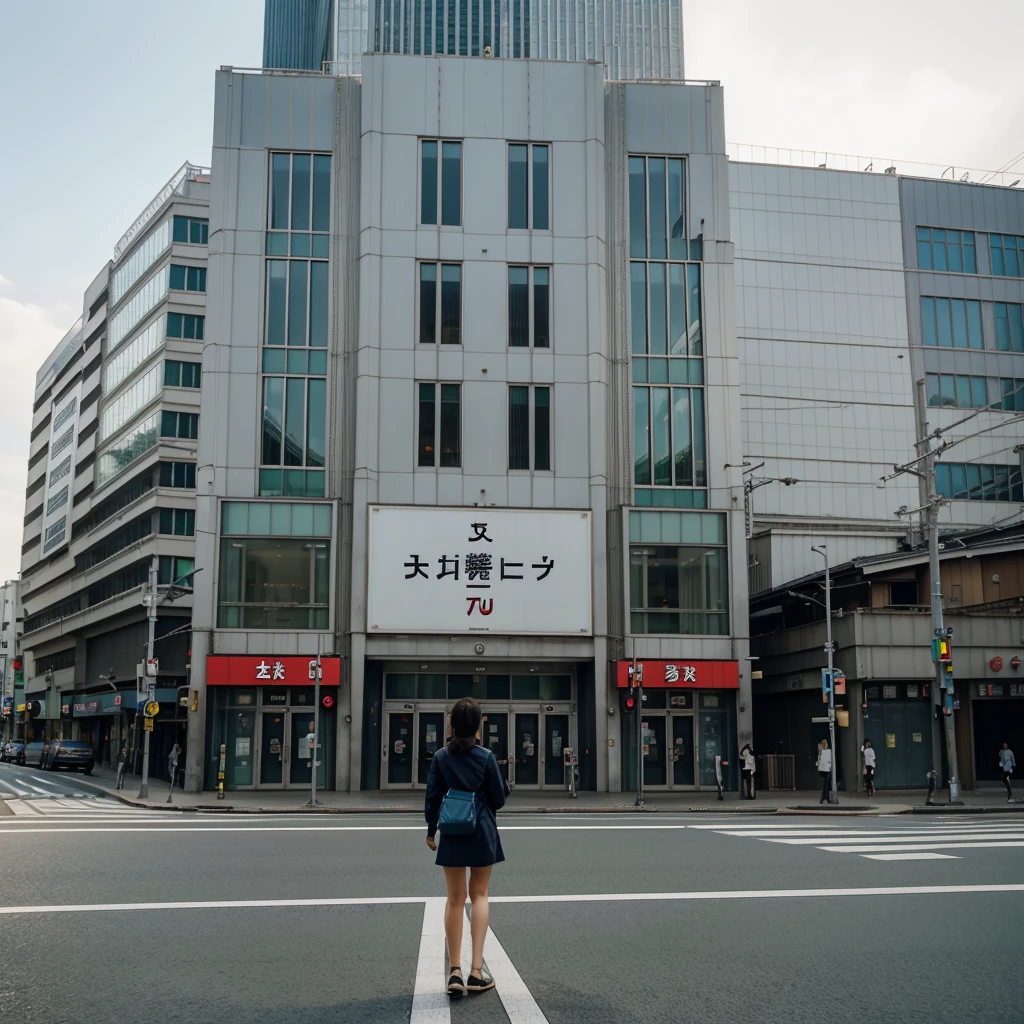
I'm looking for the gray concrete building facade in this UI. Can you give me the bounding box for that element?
[188,55,750,794]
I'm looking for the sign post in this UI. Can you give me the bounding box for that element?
[307,640,323,809]
[634,659,644,810]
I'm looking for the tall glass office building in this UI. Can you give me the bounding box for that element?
[263,0,684,78]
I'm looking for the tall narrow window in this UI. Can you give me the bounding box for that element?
[421,139,462,226]
[419,263,461,344]
[628,156,647,258]
[507,266,551,347]
[508,386,551,471]
[508,143,550,230]
[418,383,461,468]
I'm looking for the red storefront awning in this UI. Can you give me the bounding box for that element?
[206,656,341,686]
[615,660,739,689]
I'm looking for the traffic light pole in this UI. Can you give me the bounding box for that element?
[139,561,158,800]
[812,546,838,805]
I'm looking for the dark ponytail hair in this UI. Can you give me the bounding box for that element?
[447,697,482,755]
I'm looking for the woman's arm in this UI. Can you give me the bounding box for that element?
[483,751,508,812]
[424,750,447,837]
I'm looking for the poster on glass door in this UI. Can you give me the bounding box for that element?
[366,506,593,635]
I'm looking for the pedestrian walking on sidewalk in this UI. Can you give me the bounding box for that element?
[998,742,1016,803]
[425,697,507,998]
[817,739,833,804]
[862,738,876,797]
[740,743,756,799]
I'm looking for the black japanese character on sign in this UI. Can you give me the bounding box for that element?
[468,523,493,543]
[404,555,429,580]
[500,559,524,580]
[465,553,492,580]
[533,556,554,581]
[437,555,459,580]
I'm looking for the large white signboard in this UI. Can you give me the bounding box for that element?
[367,506,592,635]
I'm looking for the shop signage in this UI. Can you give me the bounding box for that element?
[366,506,592,636]
[978,683,1024,698]
[990,656,1003,672]
[206,656,341,686]
[614,660,739,689]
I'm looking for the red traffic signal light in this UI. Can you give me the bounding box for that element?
[620,691,636,714]
[12,658,22,671]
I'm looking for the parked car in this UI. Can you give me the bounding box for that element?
[44,740,95,774]
[0,741,25,764]
[23,741,48,769]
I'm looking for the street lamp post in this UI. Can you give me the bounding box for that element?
[811,545,838,805]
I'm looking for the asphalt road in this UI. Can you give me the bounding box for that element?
[1,762,1022,1024]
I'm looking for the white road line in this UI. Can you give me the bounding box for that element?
[2,884,1022,916]
[862,853,960,861]
[712,826,1024,838]
[484,925,549,1023]
[411,897,450,1024]
[818,841,1024,853]
[759,832,1024,845]
[0,823,696,836]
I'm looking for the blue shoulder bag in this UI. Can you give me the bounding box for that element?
[438,787,477,835]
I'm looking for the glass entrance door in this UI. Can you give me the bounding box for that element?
[642,716,667,786]
[671,714,695,787]
[417,712,445,785]
[259,712,286,786]
[387,713,414,785]
[544,714,569,786]
[514,713,539,786]
[699,710,726,788]
[482,712,509,782]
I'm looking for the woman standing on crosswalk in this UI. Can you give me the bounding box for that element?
[424,697,507,998]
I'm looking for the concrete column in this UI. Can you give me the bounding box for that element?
[183,628,209,793]
[348,632,365,791]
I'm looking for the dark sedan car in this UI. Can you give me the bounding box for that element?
[45,740,95,774]
[0,741,26,764]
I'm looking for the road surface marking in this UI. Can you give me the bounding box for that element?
[483,924,550,1022]
[410,897,450,1024]
[762,832,1024,845]
[819,841,1024,853]
[2,884,1022,916]
[862,853,960,861]
[0,823,694,836]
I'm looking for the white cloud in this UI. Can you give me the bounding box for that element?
[0,291,78,581]
[0,274,12,289]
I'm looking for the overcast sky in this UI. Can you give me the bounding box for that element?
[1,0,1023,581]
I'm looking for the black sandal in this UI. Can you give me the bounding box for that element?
[448,968,466,997]
[467,967,495,993]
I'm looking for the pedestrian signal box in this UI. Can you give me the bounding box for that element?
[620,690,636,715]
[932,638,952,663]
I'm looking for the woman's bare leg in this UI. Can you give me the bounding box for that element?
[442,866,468,970]
[468,865,493,974]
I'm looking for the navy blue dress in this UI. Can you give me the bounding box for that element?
[424,744,507,868]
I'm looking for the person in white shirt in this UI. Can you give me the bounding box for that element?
[862,738,877,797]
[740,744,756,800]
[817,739,833,804]
[998,743,1016,803]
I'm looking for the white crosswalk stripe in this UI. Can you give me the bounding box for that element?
[4,796,165,818]
[697,819,1024,861]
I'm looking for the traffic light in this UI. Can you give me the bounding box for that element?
[932,638,952,663]
[13,657,23,684]
[620,689,636,715]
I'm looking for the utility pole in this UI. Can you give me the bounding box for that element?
[811,545,838,805]
[631,657,644,809]
[139,559,158,799]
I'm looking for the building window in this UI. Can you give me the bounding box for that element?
[508,143,549,230]
[111,219,171,306]
[508,266,550,347]
[168,264,207,292]
[166,313,205,340]
[265,259,329,348]
[628,511,728,636]
[993,302,1024,352]
[417,383,461,467]
[888,581,919,606]
[99,363,162,441]
[164,360,202,388]
[633,385,706,489]
[53,399,78,433]
[420,140,462,226]
[628,156,688,260]
[173,216,209,245]
[266,152,332,257]
[46,485,69,516]
[96,412,160,488]
[50,427,75,459]
[159,461,196,488]
[217,537,330,629]
[261,377,326,470]
[916,228,977,273]
[104,319,163,394]
[160,411,199,439]
[920,296,983,349]
[419,263,461,344]
[158,508,196,536]
[508,385,550,470]
[934,462,1024,502]
[159,555,196,586]
[630,261,702,358]
[925,373,990,409]
[1000,379,1024,411]
[989,234,1024,277]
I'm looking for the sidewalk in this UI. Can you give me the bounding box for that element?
[72,767,1024,816]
